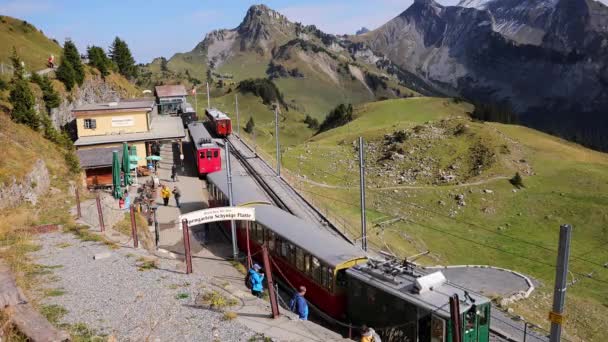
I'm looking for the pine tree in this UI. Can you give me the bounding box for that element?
[9,49,39,129]
[32,74,61,113]
[56,59,76,90]
[87,45,111,77]
[63,40,85,85]
[245,116,255,133]
[109,37,137,79]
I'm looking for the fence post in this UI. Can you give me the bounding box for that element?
[95,193,105,232]
[130,206,139,248]
[261,244,280,318]
[182,219,192,274]
[75,187,81,219]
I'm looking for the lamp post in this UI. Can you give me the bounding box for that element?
[150,204,159,248]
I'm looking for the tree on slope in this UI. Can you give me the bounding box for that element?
[8,48,39,130]
[87,45,112,77]
[63,40,85,85]
[31,73,61,113]
[109,37,137,79]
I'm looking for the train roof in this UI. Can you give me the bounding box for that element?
[347,263,490,319]
[207,170,367,267]
[188,122,216,148]
[207,170,271,206]
[253,204,367,267]
[206,108,230,120]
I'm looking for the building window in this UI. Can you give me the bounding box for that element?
[84,118,96,129]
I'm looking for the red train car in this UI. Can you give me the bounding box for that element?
[205,108,232,137]
[207,171,368,319]
[188,122,221,177]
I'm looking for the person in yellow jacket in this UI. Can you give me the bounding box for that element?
[360,325,381,342]
[160,185,171,206]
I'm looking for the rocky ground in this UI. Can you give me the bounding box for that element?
[31,231,256,341]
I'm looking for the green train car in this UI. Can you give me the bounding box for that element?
[346,262,491,342]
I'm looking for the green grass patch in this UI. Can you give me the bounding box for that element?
[40,304,68,325]
[136,256,158,271]
[175,293,190,300]
[44,288,66,297]
[55,242,72,248]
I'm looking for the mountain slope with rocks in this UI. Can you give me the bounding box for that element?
[161,4,419,118]
[357,0,608,151]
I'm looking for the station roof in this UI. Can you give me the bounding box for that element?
[76,147,124,169]
[74,114,186,147]
[73,99,154,116]
[155,85,187,98]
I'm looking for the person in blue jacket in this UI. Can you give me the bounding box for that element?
[248,264,265,298]
[289,286,309,320]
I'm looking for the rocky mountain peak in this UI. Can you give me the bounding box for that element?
[237,4,295,51]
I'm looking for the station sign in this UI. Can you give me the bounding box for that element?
[548,311,564,325]
[179,207,255,227]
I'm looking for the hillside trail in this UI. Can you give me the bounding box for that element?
[295,174,510,190]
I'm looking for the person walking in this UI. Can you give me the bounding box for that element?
[360,325,381,342]
[160,185,171,206]
[171,164,178,182]
[172,186,181,208]
[289,286,309,320]
[247,264,265,298]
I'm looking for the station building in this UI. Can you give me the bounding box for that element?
[73,99,186,187]
[155,84,187,115]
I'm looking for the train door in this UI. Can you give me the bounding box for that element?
[476,304,490,342]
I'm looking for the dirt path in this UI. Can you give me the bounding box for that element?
[296,175,510,190]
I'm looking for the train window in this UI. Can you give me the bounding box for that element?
[266,230,275,251]
[327,268,334,291]
[296,248,305,271]
[311,257,321,284]
[280,239,288,258]
[213,150,219,158]
[304,254,311,275]
[200,152,205,159]
[336,269,347,288]
[431,316,445,342]
[478,305,488,325]
[255,224,263,243]
[288,243,296,265]
[206,151,212,159]
[320,265,328,288]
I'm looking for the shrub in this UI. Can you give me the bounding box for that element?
[87,45,112,77]
[317,104,353,134]
[223,311,238,321]
[237,78,286,108]
[303,114,319,130]
[510,172,525,188]
[244,116,255,134]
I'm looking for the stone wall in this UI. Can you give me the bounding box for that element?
[0,159,50,210]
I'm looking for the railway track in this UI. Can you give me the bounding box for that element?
[226,135,351,242]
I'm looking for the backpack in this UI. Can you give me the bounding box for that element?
[245,273,253,289]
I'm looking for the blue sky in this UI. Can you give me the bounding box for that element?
[1,0,606,63]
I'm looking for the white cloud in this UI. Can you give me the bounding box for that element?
[0,0,52,16]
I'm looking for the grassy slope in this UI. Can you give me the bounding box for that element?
[0,16,62,72]
[277,97,608,341]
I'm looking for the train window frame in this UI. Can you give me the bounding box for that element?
[288,243,296,265]
[327,267,334,292]
[431,315,446,342]
[206,150,213,159]
[199,151,206,159]
[478,305,488,326]
[311,257,321,284]
[304,254,311,275]
[83,118,96,129]
[295,247,305,271]
[213,150,219,158]
[266,231,275,251]
[280,238,288,258]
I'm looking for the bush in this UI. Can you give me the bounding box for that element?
[303,114,319,130]
[244,116,255,134]
[510,172,525,188]
[31,74,60,113]
[317,104,353,134]
[237,78,286,108]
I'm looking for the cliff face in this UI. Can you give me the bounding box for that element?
[49,72,141,129]
[362,0,608,150]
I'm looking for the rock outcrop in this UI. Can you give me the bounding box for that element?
[0,159,50,210]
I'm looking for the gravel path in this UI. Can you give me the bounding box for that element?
[32,231,256,341]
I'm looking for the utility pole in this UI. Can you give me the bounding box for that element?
[235,93,240,137]
[206,82,211,109]
[449,294,462,342]
[274,106,280,177]
[225,141,239,260]
[194,87,198,114]
[549,224,573,342]
[358,137,367,251]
